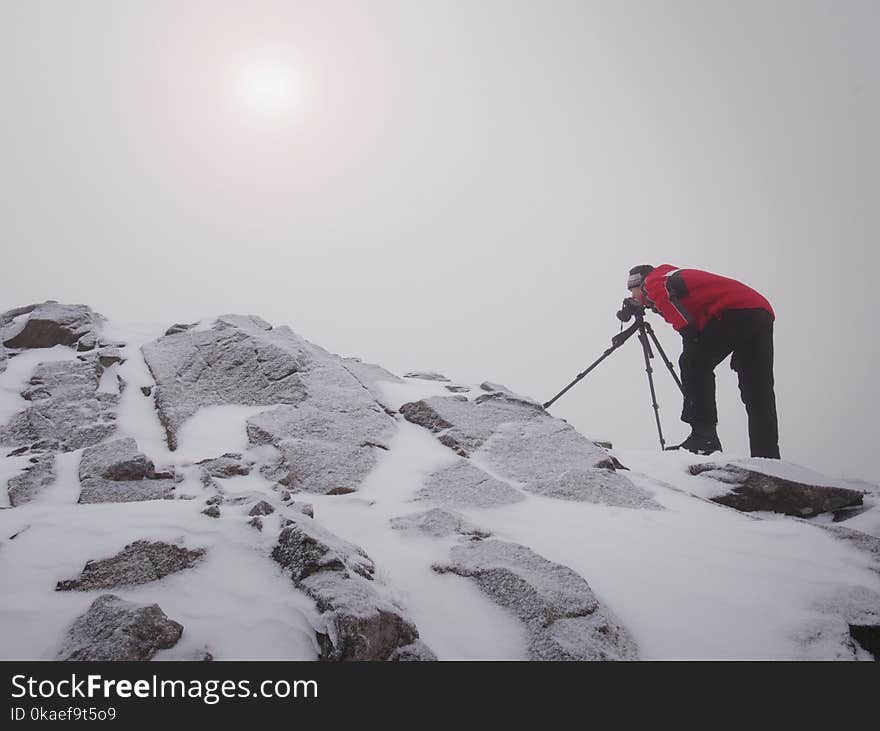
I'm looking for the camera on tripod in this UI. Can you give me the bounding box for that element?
[616,297,645,323]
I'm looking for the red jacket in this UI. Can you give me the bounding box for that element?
[642,264,774,333]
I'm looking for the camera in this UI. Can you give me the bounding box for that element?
[616,297,645,323]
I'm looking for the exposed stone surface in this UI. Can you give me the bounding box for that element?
[78,438,176,504]
[0,345,6,375]
[402,393,656,508]
[390,508,491,539]
[142,315,311,450]
[57,595,183,661]
[445,385,470,393]
[142,316,395,499]
[389,641,439,661]
[1,302,105,349]
[249,517,263,531]
[272,516,430,661]
[290,501,314,518]
[0,359,118,452]
[248,500,275,517]
[246,352,396,494]
[164,322,198,336]
[690,463,865,518]
[419,460,524,508]
[6,454,55,506]
[202,505,220,518]
[480,381,512,393]
[404,371,450,382]
[434,539,638,661]
[56,541,205,591]
[196,453,252,478]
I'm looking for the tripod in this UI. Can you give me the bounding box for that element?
[542,312,684,451]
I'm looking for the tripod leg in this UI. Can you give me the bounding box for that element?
[637,323,668,450]
[543,322,640,409]
[644,322,684,394]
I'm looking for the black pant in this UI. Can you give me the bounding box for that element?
[678,308,780,458]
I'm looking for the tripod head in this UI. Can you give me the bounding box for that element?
[616,297,646,323]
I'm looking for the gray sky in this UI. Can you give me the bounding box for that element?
[2,0,878,481]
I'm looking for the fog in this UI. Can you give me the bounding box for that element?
[2,0,877,481]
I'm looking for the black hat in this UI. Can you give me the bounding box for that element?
[627,265,654,289]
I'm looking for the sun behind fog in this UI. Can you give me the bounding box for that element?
[233,58,301,118]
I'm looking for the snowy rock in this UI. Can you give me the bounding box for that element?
[390,508,491,539]
[480,381,512,394]
[76,334,97,352]
[419,460,524,508]
[202,505,221,518]
[389,641,439,661]
[797,586,880,660]
[140,386,152,397]
[821,525,880,570]
[402,393,657,508]
[6,454,55,506]
[246,352,395,494]
[142,315,311,450]
[248,517,263,530]
[80,438,155,481]
[689,462,865,518]
[404,371,450,382]
[444,385,470,393]
[434,540,639,661]
[0,304,38,343]
[196,453,252,478]
[77,347,125,369]
[290,501,314,518]
[78,438,177,504]
[0,360,118,452]
[0,345,6,374]
[56,541,205,591]
[272,517,430,661]
[57,595,183,661]
[248,500,275,517]
[1,302,105,349]
[164,322,198,336]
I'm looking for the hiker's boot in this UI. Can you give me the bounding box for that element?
[678,424,722,456]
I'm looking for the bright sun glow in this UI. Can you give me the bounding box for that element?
[233,58,301,117]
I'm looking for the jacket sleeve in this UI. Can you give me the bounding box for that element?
[644,270,693,332]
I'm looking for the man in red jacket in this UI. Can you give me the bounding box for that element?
[626,264,779,458]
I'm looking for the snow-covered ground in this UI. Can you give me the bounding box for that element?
[1,319,878,660]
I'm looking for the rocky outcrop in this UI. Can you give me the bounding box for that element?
[389,641,439,661]
[141,316,395,497]
[1,302,104,349]
[404,371,450,382]
[6,454,55,506]
[57,595,183,661]
[272,516,431,661]
[0,359,118,452]
[689,462,865,518]
[434,539,638,660]
[196,453,252,478]
[401,393,658,508]
[56,541,205,591]
[419,460,524,508]
[248,500,274,516]
[141,315,311,450]
[796,585,880,660]
[390,509,491,539]
[77,438,177,504]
